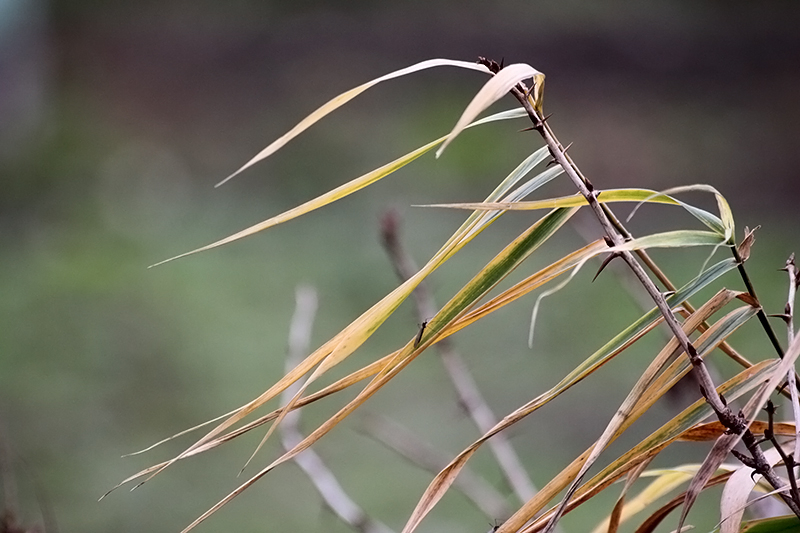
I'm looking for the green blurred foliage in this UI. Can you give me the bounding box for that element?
[1,1,799,532]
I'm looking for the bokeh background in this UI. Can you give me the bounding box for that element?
[2,1,799,532]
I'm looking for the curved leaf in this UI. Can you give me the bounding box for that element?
[436,63,543,158]
[151,107,527,267]
[218,58,491,186]
[510,361,778,533]
[402,259,739,533]
[178,207,578,532]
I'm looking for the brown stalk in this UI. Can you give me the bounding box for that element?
[280,286,394,533]
[473,57,800,524]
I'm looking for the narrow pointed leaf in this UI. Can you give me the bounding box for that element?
[403,260,740,533]
[436,63,543,157]
[179,207,578,532]
[633,473,733,533]
[151,107,527,267]
[218,58,490,186]
[677,332,800,531]
[504,361,777,533]
[539,292,754,533]
[720,447,783,533]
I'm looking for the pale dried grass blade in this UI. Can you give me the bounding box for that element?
[436,63,543,158]
[720,447,783,533]
[179,207,579,532]
[218,58,490,186]
[513,363,774,533]
[151,107,526,268]
[505,304,762,533]
[539,290,745,533]
[634,473,733,533]
[404,261,740,533]
[600,458,653,533]
[678,421,795,442]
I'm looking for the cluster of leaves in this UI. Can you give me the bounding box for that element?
[109,58,800,533]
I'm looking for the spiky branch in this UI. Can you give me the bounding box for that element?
[475,57,800,523]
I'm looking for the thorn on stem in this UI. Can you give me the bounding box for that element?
[731,449,758,469]
[768,313,792,324]
[686,342,699,360]
[592,252,622,282]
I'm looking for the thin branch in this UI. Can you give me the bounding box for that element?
[602,203,754,371]
[280,286,394,533]
[780,254,800,460]
[380,210,539,504]
[358,412,512,519]
[762,401,800,504]
[732,243,785,359]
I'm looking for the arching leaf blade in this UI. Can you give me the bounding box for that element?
[218,58,491,186]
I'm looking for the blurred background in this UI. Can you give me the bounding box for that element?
[2,1,799,531]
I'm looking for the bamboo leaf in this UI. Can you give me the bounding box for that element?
[507,361,778,533]
[151,107,527,267]
[436,63,543,158]
[427,186,734,240]
[591,469,692,533]
[129,144,563,495]
[633,473,733,533]
[720,448,783,533]
[178,207,578,532]
[677,332,800,532]
[218,58,491,186]
[539,293,756,533]
[602,459,653,533]
[678,421,795,442]
[402,260,739,533]
[739,515,800,533]
[608,230,727,251]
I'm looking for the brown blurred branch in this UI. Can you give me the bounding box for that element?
[358,413,512,519]
[380,210,538,504]
[281,286,394,533]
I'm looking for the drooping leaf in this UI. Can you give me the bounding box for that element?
[151,108,527,267]
[402,260,740,533]
[426,187,726,236]
[720,447,784,533]
[678,421,795,442]
[538,293,757,533]
[597,458,653,533]
[178,207,579,532]
[633,473,733,533]
[677,332,800,532]
[218,58,491,186]
[436,63,544,158]
[509,361,778,533]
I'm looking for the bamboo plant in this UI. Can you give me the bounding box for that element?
[107,57,800,533]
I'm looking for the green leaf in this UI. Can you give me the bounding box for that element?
[218,58,491,186]
[739,515,800,533]
[402,258,739,533]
